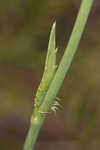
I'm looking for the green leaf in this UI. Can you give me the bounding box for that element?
[34,22,57,109]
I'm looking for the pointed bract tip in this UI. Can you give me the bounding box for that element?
[52,21,56,29]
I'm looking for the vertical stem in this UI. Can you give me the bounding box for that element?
[23,113,44,150]
[23,123,40,150]
[23,0,94,150]
[40,0,94,113]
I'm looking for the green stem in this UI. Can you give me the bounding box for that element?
[23,113,44,150]
[40,0,94,113]
[23,124,39,150]
[23,0,94,150]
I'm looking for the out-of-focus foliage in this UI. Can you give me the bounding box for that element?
[0,0,100,150]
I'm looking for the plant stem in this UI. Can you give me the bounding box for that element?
[40,0,94,113]
[23,112,44,150]
[23,124,39,150]
[23,0,94,150]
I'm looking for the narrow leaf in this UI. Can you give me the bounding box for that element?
[34,22,57,109]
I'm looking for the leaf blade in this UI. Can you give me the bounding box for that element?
[34,22,57,109]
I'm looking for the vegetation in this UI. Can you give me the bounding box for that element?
[23,0,94,150]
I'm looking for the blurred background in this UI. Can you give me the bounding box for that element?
[0,0,100,150]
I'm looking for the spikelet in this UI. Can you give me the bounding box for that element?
[34,22,57,109]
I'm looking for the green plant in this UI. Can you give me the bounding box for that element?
[23,0,94,150]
